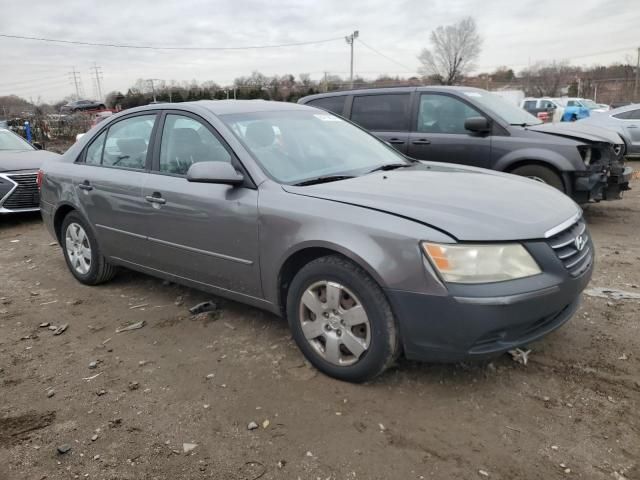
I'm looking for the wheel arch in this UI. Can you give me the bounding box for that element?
[53,202,78,242]
[504,159,569,193]
[276,242,387,316]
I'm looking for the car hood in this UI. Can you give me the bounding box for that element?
[282,164,580,241]
[527,122,622,144]
[0,149,60,173]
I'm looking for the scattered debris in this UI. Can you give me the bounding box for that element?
[128,381,140,391]
[618,353,629,361]
[96,389,107,396]
[88,361,98,369]
[115,320,146,333]
[223,322,236,330]
[129,303,149,310]
[93,454,100,461]
[91,434,98,442]
[305,451,313,457]
[508,348,531,365]
[48,325,58,331]
[53,324,68,336]
[183,443,198,454]
[584,287,640,301]
[206,373,215,379]
[57,444,72,455]
[378,423,386,432]
[174,295,184,306]
[39,322,50,328]
[247,421,259,431]
[189,301,218,315]
[82,372,103,381]
[262,419,270,429]
[277,460,286,469]
[40,300,58,306]
[551,445,559,451]
[46,389,55,398]
[479,470,490,477]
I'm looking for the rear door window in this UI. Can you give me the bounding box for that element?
[350,94,410,131]
[101,115,156,169]
[307,96,346,115]
[523,100,537,109]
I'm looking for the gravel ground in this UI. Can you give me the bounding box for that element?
[1,178,639,480]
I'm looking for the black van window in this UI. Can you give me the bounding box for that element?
[350,94,410,131]
[307,96,346,115]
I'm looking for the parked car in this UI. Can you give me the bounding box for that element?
[60,100,106,114]
[300,87,631,203]
[564,97,609,113]
[0,128,59,213]
[40,101,594,382]
[578,103,640,159]
[521,97,564,123]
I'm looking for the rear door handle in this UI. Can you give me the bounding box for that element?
[145,194,166,205]
[388,138,405,144]
[412,138,431,145]
[78,181,93,191]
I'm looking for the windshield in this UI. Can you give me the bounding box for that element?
[583,99,599,109]
[0,130,34,151]
[220,110,409,184]
[461,90,542,126]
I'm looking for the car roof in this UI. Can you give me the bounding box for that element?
[608,103,640,115]
[299,85,485,102]
[121,99,315,116]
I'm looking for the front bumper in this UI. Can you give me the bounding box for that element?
[572,161,632,203]
[386,233,593,363]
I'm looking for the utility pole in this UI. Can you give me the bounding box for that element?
[635,47,640,101]
[147,79,161,102]
[345,31,359,89]
[91,63,104,100]
[68,67,81,99]
[324,71,328,92]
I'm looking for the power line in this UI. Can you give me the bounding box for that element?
[0,33,345,51]
[356,39,416,72]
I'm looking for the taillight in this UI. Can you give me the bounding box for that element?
[36,169,44,189]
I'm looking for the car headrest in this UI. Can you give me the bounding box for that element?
[116,138,147,156]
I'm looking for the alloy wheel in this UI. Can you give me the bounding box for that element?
[65,222,92,275]
[298,281,371,366]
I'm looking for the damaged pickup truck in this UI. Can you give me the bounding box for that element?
[299,86,633,203]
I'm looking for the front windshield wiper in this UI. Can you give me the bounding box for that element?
[366,163,414,174]
[510,122,540,127]
[292,175,355,186]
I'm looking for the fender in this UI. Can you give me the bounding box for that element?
[493,147,579,173]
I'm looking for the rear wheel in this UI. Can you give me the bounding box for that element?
[61,212,117,285]
[286,255,399,383]
[511,164,565,192]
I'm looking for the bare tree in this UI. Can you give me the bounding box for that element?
[521,61,578,97]
[417,17,482,85]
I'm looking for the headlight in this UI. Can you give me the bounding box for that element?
[422,242,541,284]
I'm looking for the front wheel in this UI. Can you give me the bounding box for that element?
[61,212,117,285]
[510,164,565,192]
[286,255,399,383]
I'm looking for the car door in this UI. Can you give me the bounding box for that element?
[614,108,640,154]
[407,92,492,168]
[142,111,261,297]
[73,112,158,265]
[349,93,411,154]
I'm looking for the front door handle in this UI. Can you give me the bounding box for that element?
[388,138,405,144]
[78,181,93,191]
[145,194,166,205]
[412,138,431,145]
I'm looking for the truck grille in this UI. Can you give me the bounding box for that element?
[546,217,592,277]
[2,172,40,210]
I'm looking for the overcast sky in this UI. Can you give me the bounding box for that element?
[0,0,638,102]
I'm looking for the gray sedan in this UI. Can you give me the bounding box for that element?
[39,101,593,382]
[579,103,640,158]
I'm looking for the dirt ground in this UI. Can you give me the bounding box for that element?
[1,179,639,480]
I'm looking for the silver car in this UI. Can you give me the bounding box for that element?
[579,103,640,159]
[39,101,593,382]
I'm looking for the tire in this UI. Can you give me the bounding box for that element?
[61,212,117,285]
[98,104,106,110]
[286,255,400,383]
[511,164,565,192]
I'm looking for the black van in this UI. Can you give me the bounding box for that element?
[299,86,632,203]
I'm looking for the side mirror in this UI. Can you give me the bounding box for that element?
[186,161,244,185]
[464,116,491,133]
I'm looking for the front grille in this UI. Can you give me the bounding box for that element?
[546,217,592,277]
[2,173,39,210]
